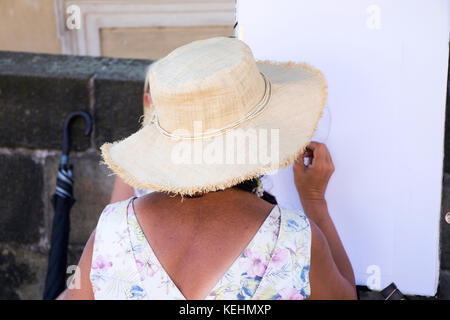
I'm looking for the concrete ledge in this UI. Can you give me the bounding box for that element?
[0,51,152,150]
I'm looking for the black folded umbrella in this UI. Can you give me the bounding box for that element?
[43,111,92,300]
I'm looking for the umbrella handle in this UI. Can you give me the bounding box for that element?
[62,110,93,166]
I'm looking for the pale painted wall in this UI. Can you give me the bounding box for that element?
[0,0,235,60]
[100,26,234,60]
[0,0,62,54]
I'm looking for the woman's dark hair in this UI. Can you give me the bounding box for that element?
[185,176,277,205]
[234,177,277,205]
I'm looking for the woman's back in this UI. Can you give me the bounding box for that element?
[90,189,312,300]
[132,189,275,300]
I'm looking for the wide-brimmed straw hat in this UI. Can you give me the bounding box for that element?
[101,37,327,196]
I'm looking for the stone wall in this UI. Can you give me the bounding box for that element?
[0,51,152,299]
[0,50,449,299]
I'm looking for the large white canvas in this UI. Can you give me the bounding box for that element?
[238,0,449,295]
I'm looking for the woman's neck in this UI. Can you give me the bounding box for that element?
[135,187,274,222]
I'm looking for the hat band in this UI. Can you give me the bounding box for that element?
[150,73,272,140]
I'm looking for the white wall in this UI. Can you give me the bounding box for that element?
[238,0,449,295]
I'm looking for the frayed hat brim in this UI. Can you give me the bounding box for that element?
[101,61,327,196]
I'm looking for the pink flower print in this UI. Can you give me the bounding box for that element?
[136,260,158,278]
[146,263,158,277]
[249,259,266,278]
[136,259,145,272]
[271,247,289,268]
[91,255,113,271]
[278,287,304,300]
[242,249,268,278]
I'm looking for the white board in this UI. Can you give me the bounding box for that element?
[237,0,449,295]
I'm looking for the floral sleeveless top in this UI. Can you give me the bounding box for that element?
[90,197,311,300]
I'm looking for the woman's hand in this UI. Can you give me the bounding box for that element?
[293,141,335,203]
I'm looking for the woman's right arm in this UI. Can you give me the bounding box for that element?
[293,142,356,299]
[308,214,356,299]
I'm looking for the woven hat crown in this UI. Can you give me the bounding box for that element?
[148,37,266,135]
